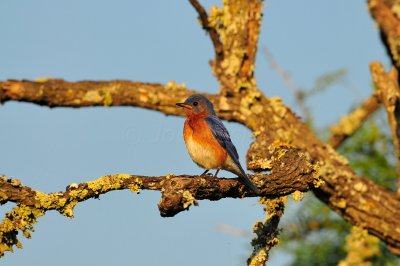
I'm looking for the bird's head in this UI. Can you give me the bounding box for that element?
[176,94,216,116]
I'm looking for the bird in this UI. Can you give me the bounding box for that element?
[176,94,260,194]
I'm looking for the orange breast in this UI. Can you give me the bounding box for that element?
[183,115,227,169]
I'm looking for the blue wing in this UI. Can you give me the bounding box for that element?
[205,116,260,194]
[205,116,239,161]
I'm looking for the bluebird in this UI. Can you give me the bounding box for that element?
[176,94,260,194]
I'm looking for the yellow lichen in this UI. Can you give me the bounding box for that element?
[338,226,380,266]
[166,173,174,179]
[83,90,103,103]
[326,145,349,165]
[86,174,131,192]
[269,97,287,118]
[354,182,368,193]
[34,77,53,83]
[101,90,113,106]
[0,204,45,257]
[249,158,272,170]
[62,201,77,218]
[248,249,267,266]
[10,178,22,187]
[128,178,142,193]
[69,183,79,189]
[291,191,304,202]
[68,189,88,200]
[334,198,347,209]
[218,96,230,111]
[182,191,197,209]
[251,104,263,114]
[165,81,186,91]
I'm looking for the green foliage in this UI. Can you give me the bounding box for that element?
[339,115,397,190]
[279,194,349,266]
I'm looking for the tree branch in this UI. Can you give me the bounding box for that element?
[2,0,400,259]
[0,146,316,257]
[0,79,193,113]
[328,92,381,149]
[370,61,400,193]
[2,76,400,255]
[206,0,263,94]
[244,94,400,255]
[247,197,285,266]
[368,0,400,72]
[188,0,223,62]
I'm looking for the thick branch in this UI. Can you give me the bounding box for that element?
[3,77,400,254]
[244,91,400,254]
[0,79,194,114]
[0,147,316,217]
[0,79,249,124]
[207,0,263,93]
[328,92,381,149]
[0,146,316,257]
[370,62,400,192]
[369,0,400,71]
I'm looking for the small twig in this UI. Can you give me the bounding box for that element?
[247,197,286,266]
[370,61,400,193]
[188,0,223,62]
[262,47,308,118]
[328,92,381,149]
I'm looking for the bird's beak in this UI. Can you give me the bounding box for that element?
[176,103,192,109]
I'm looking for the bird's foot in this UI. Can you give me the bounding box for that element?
[200,169,209,176]
[214,169,220,177]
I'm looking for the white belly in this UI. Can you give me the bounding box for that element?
[185,136,223,169]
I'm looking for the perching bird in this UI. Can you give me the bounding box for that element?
[176,94,260,194]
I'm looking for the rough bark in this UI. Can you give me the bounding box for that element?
[1,0,400,262]
[369,0,400,72]
[248,197,286,266]
[0,145,315,256]
[370,62,400,193]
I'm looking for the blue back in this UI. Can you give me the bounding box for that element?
[205,116,241,168]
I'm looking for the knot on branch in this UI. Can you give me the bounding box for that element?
[157,175,253,217]
[158,177,198,217]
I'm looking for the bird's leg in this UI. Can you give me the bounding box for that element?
[214,169,220,177]
[201,169,209,176]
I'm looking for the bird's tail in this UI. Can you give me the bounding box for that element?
[235,166,260,195]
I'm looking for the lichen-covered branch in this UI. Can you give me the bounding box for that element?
[3,0,400,261]
[207,0,263,94]
[328,92,381,149]
[0,147,317,258]
[370,62,400,192]
[369,0,400,71]
[247,197,286,266]
[242,90,400,254]
[0,79,194,114]
[3,76,400,255]
[338,227,380,266]
[0,79,248,125]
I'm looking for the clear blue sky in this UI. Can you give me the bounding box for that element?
[0,1,388,265]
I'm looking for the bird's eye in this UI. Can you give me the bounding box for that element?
[193,102,198,106]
